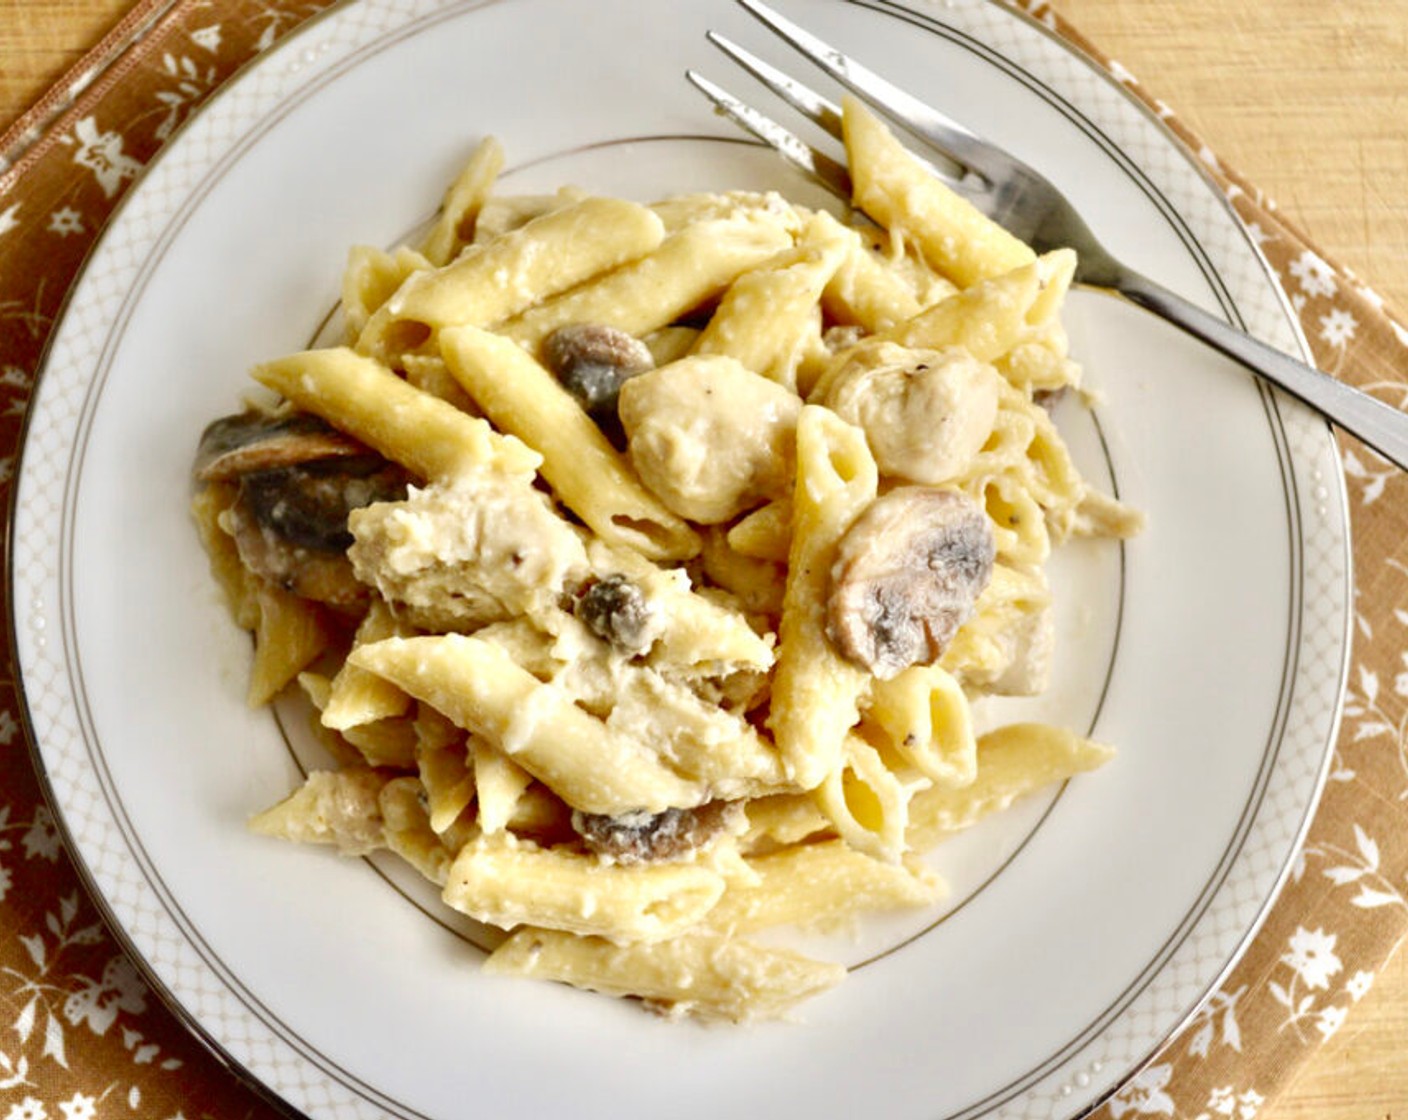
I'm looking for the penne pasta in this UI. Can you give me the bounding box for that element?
[814,733,923,864]
[842,95,1034,287]
[907,724,1115,852]
[418,135,504,266]
[767,405,878,790]
[497,214,794,356]
[692,215,848,390]
[705,838,942,935]
[443,833,726,944]
[484,928,845,1022]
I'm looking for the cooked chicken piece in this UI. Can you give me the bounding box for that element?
[620,354,801,524]
[815,340,1000,484]
[347,476,589,632]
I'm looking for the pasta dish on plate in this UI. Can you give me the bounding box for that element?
[189,96,1141,1022]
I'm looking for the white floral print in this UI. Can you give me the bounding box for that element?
[55,1094,95,1120]
[1316,823,1406,910]
[1242,220,1270,246]
[1270,924,1350,1043]
[1318,307,1358,348]
[1108,1063,1175,1117]
[61,118,143,199]
[45,209,84,238]
[1280,927,1342,991]
[1338,636,1408,792]
[1345,969,1374,1000]
[1107,59,1137,85]
[21,807,61,862]
[1315,1004,1347,1039]
[1287,248,1338,299]
[152,55,219,142]
[1185,986,1244,1058]
[62,955,148,1036]
[190,24,223,53]
[1186,1083,1266,1120]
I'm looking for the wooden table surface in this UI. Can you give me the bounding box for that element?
[2,0,1406,1116]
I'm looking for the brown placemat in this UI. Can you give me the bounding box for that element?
[2,1,1406,1116]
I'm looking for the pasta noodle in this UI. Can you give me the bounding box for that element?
[767,405,877,790]
[418,135,504,266]
[842,93,1034,287]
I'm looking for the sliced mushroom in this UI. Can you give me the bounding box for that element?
[543,323,654,442]
[223,457,410,610]
[194,411,367,482]
[571,574,660,654]
[238,457,411,554]
[826,487,995,679]
[571,801,740,864]
[195,410,411,610]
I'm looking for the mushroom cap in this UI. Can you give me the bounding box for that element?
[543,323,654,414]
[194,411,367,482]
[571,801,740,864]
[571,574,661,655]
[240,457,410,554]
[195,409,411,609]
[826,487,995,679]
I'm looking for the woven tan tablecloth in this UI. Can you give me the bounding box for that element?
[2,1,1406,1117]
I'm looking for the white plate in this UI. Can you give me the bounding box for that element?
[10,1,1351,1118]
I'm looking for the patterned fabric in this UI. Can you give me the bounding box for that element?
[1,1,1406,1117]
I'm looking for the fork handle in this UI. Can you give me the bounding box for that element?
[1114,268,1408,471]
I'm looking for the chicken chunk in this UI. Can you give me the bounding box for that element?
[619,355,801,524]
[816,340,1000,484]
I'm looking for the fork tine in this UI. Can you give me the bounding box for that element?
[733,0,1004,186]
[685,69,852,201]
[705,27,970,193]
[705,31,845,142]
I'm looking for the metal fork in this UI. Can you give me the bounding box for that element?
[688,0,1408,470]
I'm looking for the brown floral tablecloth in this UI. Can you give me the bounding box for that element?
[2,1,1407,1117]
